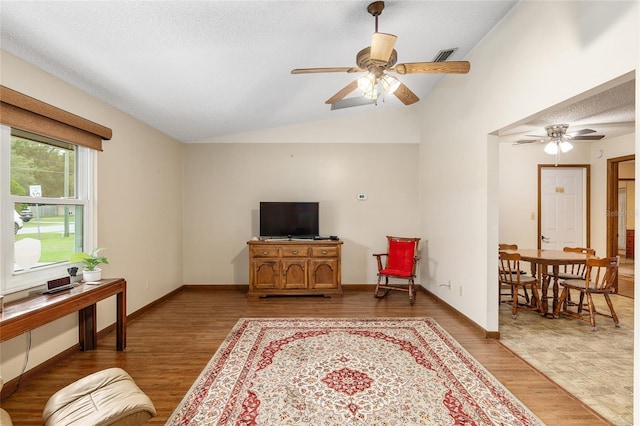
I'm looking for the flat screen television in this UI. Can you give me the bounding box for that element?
[260,202,319,238]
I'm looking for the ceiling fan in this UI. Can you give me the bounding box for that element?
[291,1,470,108]
[514,123,605,165]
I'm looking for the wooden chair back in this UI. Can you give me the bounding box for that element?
[498,243,518,250]
[583,257,618,292]
[498,251,525,284]
[560,247,596,276]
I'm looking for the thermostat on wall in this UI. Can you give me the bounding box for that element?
[357,193,368,200]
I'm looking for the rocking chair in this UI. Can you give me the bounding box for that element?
[373,236,421,305]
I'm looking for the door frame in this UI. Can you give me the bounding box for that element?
[607,154,635,258]
[537,164,591,249]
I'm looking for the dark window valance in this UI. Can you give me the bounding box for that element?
[0,85,112,151]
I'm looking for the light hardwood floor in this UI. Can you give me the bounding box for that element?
[0,286,612,425]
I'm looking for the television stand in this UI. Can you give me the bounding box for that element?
[248,239,343,298]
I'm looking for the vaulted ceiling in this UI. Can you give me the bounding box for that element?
[1,1,634,145]
[1,1,517,142]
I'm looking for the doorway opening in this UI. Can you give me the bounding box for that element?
[607,155,635,298]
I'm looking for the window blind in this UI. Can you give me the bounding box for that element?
[0,85,112,151]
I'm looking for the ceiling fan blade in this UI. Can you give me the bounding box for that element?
[394,83,419,105]
[571,135,605,140]
[330,97,376,110]
[514,140,540,145]
[325,80,359,104]
[394,61,470,75]
[370,32,397,64]
[567,128,597,136]
[291,67,364,74]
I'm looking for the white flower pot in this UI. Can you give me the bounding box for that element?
[83,268,102,282]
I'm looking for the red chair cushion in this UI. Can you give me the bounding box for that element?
[380,240,416,277]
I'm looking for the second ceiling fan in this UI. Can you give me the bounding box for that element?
[514,123,605,165]
[291,1,471,108]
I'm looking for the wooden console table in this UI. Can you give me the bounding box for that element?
[248,240,343,298]
[0,278,126,351]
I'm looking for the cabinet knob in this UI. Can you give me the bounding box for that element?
[292,250,298,255]
[322,250,328,255]
[262,251,269,255]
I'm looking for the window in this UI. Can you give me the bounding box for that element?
[1,126,96,294]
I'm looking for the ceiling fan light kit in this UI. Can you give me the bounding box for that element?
[358,73,378,99]
[543,140,573,155]
[291,1,471,109]
[380,74,401,94]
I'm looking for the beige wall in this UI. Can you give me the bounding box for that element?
[182,143,420,285]
[0,52,184,381]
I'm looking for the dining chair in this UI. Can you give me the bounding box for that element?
[549,247,595,309]
[557,247,596,279]
[497,244,529,305]
[373,236,420,305]
[554,256,620,331]
[498,251,542,319]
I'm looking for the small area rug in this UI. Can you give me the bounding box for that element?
[167,318,543,425]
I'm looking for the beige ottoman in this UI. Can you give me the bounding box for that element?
[43,368,156,426]
[1,377,14,425]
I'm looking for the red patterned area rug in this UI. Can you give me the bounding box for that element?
[167,318,543,425]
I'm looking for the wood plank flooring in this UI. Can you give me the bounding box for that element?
[0,286,612,425]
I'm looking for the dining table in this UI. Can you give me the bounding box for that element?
[503,248,594,317]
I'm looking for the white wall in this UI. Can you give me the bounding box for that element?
[417,0,637,330]
[0,52,184,381]
[182,143,421,285]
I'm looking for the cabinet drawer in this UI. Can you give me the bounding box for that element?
[250,246,280,258]
[310,246,339,257]
[282,246,309,257]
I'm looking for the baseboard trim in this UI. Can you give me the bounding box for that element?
[422,286,500,339]
[1,344,78,399]
[1,286,184,398]
[1,283,499,396]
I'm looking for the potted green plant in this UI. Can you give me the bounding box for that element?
[70,248,109,281]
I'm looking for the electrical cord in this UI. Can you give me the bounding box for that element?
[0,331,31,401]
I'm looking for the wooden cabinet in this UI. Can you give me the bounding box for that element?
[626,229,634,258]
[248,240,342,297]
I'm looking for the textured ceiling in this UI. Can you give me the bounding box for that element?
[499,77,635,145]
[0,1,518,142]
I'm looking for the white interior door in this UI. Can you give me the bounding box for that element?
[540,167,586,249]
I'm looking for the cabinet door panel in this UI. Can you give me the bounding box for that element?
[309,259,338,289]
[252,260,281,289]
[282,260,307,289]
